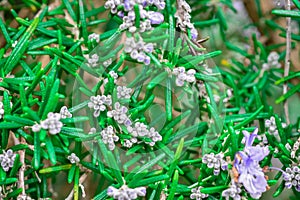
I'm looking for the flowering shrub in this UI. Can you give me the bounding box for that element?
[0,0,300,199]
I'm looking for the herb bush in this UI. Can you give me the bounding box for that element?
[0,0,300,199]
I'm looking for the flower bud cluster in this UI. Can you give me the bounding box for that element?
[124,37,153,65]
[283,166,300,192]
[262,52,281,70]
[117,86,132,99]
[67,153,80,164]
[221,182,242,200]
[101,125,119,150]
[104,0,165,33]
[202,152,228,175]
[107,102,132,126]
[175,0,198,40]
[0,149,16,172]
[190,186,209,200]
[172,67,196,86]
[88,95,112,117]
[107,185,146,200]
[124,122,162,147]
[265,116,287,141]
[32,107,71,134]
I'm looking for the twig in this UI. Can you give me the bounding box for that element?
[283,0,291,124]
[18,137,26,196]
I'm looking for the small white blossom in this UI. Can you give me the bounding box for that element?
[198,82,207,98]
[32,123,41,132]
[104,71,119,85]
[265,116,286,141]
[256,134,268,145]
[223,89,234,103]
[190,186,209,200]
[12,40,18,48]
[87,54,99,68]
[262,52,281,70]
[88,95,112,117]
[109,71,118,80]
[0,101,4,120]
[0,149,16,172]
[202,152,228,175]
[17,195,33,200]
[105,0,164,33]
[172,67,196,86]
[40,112,63,135]
[147,127,162,146]
[60,106,72,119]
[88,33,100,43]
[117,86,132,99]
[101,126,119,150]
[107,185,146,200]
[222,182,242,200]
[124,37,152,65]
[126,122,162,147]
[123,139,134,148]
[89,127,97,135]
[0,186,4,199]
[103,58,112,68]
[127,122,149,137]
[107,102,132,126]
[291,137,300,159]
[67,153,80,164]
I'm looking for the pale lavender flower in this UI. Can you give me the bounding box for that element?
[191,28,198,40]
[148,11,164,24]
[233,128,269,199]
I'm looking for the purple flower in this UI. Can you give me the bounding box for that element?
[124,0,132,11]
[191,28,198,40]
[117,11,124,18]
[148,11,164,24]
[233,128,269,199]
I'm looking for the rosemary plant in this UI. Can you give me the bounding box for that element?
[0,0,300,200]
